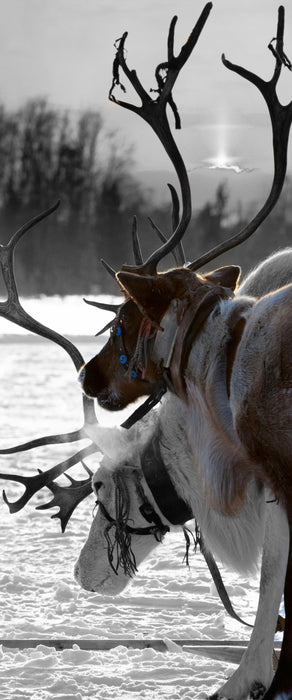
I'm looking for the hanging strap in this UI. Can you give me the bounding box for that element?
[121,381,167,430]
[199,534,253,628]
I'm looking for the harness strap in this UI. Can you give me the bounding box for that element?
[200,533,253,628]
[170,286,232,398]
[141,428,193,525]
[121,381,167,430]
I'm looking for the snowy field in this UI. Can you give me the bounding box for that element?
[0,297,269,699]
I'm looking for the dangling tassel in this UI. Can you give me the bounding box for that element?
[103,471,138,577]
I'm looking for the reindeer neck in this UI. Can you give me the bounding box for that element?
[153,285,234,398]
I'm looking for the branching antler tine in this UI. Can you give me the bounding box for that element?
[0,202,85,372]
[270,4,285,85]
[189,5,292,271]
[95,319,115,337]
[167,15,177,62]
[83,298,120,336]
[83,298,120,313]
[0,444,97,514]
[131,216,143,264]
[148,217,180,266]
[100,258,117,279]
[36,465,93,533]
[161,4,213,104]
[0,429,86,454]
[9,200,60,249]
[110,32,150,106]
[79,459,93,477]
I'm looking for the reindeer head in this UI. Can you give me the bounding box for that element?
[80,298,159,410]
[74,458,167,593]
[80,265,241,409]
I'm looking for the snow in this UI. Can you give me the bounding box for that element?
[0,301,263,698]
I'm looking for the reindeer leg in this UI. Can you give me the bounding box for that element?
[261,505,292,700]
[209,501,288,700]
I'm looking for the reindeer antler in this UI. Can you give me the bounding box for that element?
[0,445,96,514]
[36,462,94,533]
[109,3,213,274]
[0,203,108,528]
[0,202,84,370]
[110,5,292,275]
[189,5,292,270]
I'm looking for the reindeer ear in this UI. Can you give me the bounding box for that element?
[204,265,241,291]
[116,271,174,321]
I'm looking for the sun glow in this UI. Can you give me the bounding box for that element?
[207,153,245,173]
[189,122,254,174]
[207,123,241,171]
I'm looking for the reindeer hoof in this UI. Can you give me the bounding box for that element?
[250,681,266,699]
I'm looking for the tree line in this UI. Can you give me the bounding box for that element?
[0,99,290,296]
[0,99,148,295]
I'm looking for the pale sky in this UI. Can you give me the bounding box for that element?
[0,0,291,198]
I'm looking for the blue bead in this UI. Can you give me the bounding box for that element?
[119,354,127,365]
[131,370,137,378]
[116,326,122,336]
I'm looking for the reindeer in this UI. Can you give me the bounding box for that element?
[0,4,292,700]
[0,234,291,700]
[76,6,292,700]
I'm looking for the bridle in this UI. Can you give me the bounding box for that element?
[111,315,168,430]
[96,474,169,540]
[113,319,138,378]
[95,470,170,576]
[121,284,233,428]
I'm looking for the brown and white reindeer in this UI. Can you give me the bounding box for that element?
[0,216,292,700]
[77,5,292,700]
[0,4,292,700]
[0,222,291,700]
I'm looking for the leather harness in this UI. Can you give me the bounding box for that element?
[168,285,233,397]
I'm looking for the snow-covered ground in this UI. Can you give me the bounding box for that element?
[0,300,267,699]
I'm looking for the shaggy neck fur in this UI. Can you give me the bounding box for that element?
[148,391,265,574]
